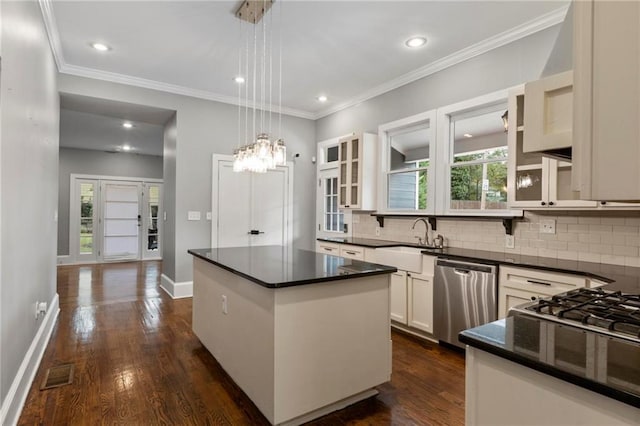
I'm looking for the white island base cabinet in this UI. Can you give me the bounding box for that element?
[192,258,392,426]
[466,347,640,426]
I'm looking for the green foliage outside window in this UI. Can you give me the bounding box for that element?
[451,148,508,205]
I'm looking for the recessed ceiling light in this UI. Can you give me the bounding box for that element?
[234,76,246,84]
[317,95,328,103]
[122,145,132,151]
[464,133,473,138]
[405,36,427,48]
[122,122,133,129]
[91,42,110,52]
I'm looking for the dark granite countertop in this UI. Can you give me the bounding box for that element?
[188,246,396,288]
[459,316,640,409]
[317,237,426,248]
[316,238,640,293]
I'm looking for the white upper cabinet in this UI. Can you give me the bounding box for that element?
[573,0,640,201]
[338,133,377,210]
[523,70,573,155]
[507,85,597,209]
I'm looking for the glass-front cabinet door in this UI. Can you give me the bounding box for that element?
[508,88,548,208]
[338,135,361,208]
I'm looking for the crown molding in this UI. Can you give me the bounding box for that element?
[59,63,316,120]
[39,0,568,122]
[314,5,569,120]
[39,0,65,70]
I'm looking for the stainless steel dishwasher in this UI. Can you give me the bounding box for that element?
[434,258,498,349]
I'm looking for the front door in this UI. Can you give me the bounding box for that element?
[101,181,142,261]
[70,176,163,264]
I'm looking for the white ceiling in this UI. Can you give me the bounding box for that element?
[45,0,570,120]
[60,94,172,156]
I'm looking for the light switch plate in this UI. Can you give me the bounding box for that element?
[206,212,212,220]
[540,219,556,234]
[188,211,201,221]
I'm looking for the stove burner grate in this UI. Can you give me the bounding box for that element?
[526,288,640,340]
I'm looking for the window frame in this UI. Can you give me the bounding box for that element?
[436,89,519,216]
[378,110,437,215]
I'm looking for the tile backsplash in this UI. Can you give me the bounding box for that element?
[352,210,640,267]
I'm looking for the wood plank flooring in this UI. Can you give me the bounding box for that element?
[19,261,465,425]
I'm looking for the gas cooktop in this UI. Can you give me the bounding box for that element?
[510,287,640,343]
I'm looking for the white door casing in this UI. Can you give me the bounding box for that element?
[68,174,163,264]
[211,155,293,249]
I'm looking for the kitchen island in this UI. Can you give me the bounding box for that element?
[188,246,396,426]
[460,314,640,425]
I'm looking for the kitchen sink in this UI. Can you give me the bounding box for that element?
[374,246,424,273]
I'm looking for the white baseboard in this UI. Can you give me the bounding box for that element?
[56,255,74,265]
[160,274,193,299]
[0,293,60,426]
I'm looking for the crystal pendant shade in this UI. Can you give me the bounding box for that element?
[233,134,286,173]
[232,0,286,173]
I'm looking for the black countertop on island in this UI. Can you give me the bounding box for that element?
[188,246,397,289]
[316,238,640,293]
[459,316,640,409]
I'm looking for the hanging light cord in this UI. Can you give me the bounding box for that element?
[278,0,283,139]
[236,19,242,151]
[252,19,257,142]
[268,0,273,136]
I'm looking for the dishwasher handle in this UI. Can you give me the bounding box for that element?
[436,258,496,274]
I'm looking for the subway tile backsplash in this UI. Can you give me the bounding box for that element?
[352,210,640,267]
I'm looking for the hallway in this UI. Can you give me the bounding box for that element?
[19,261,465,425]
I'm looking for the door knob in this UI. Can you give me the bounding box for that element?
[248,230,265,235]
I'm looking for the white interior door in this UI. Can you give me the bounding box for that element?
[251,167,288,246]
[216,160,252,247]
[212,155,292,248]
[101,181,141,261]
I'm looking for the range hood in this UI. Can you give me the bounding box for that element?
[526,4,574,161]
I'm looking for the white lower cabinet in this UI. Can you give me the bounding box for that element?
[407,273,433,334]
[498,266,598,319]
[315,241,340,255]
[390,271,408,324]
[339,244,365,260]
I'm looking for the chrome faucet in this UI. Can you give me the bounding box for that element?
[411,218,432,247]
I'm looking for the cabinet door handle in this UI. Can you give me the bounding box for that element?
[527,279,551,286]
[323,247,333,251]
[549,201,555,206]
[541,201,547,206]
[345,251,357,255]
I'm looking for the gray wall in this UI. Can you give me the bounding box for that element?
[57,148,164,256]
[58,75,316,283]
[1,0,59,413]
[162,114,177,280]
[316,26,561,140]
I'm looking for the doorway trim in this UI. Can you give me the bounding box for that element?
[211,154,294,249]
[65,173,163,265]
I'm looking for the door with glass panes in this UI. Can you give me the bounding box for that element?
[71,177,162,263]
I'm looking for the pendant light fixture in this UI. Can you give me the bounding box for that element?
[233,0,286,173]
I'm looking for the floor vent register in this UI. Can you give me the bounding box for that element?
[40,364,74,390]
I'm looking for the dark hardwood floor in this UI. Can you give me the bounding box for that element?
[19,261,465,425]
